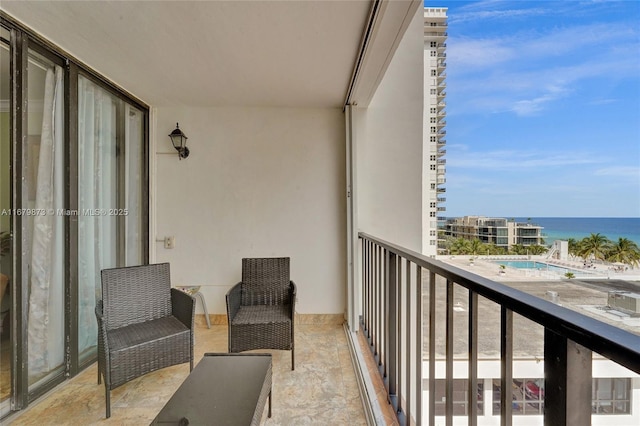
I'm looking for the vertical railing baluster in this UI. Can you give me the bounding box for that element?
[387,251,398,407]
[468,291,478,426]
[445,280,454,426]
[379,247,385,370]
[405,259,412,425]
[397,255,403,420]
[428,271,436,426]
[500,307,513,426]
[416,266,423,426]
[373,244,379,359]
[362,239,368,337]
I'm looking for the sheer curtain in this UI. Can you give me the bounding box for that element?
[77,76,117,356]
[27,65,64,377]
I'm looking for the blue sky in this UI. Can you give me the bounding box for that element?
[426,0,640,217]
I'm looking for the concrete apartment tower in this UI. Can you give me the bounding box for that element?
[423,7,448,256]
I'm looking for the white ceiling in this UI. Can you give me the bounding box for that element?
[2,1,376,108]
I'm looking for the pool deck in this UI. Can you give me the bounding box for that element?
[438,255,640,282]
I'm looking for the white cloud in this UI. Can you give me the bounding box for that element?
[448,148,603,170]
[594,166,640,178]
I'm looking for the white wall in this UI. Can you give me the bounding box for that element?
[152,106,346,315]
[356,8,424,253]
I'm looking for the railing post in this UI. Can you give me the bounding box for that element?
[544,329,592,426]
[468,292,478,426]
[386,251,398,408]
[445,280,454,426]
[500,307,513,426]
[428,271,436,426]
[415,266,423,426]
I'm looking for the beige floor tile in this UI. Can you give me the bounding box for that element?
[7,323,366,425]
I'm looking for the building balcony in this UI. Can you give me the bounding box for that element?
[7,322,368,424]
[437,197,446,203]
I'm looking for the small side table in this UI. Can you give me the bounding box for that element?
[177,285,211,329]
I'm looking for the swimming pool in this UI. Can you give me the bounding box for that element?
[492,260,580,274]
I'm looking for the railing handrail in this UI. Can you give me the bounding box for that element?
[359,232,640,374]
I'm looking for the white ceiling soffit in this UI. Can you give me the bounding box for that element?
[345,0,421,107]
[1,1,375,108]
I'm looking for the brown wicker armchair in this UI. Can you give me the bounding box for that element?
[95,263,195,418]
[226,257,296,370]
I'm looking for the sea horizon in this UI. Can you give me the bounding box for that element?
[514,217,640,246]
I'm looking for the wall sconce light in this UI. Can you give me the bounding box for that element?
[168,123,189,159]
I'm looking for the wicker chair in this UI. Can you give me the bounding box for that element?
[226,257,296,370]
[95,263,195,418]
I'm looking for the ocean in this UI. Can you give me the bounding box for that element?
[513,217,640,246]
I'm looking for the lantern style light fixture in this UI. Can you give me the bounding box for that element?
[168,123,189,159]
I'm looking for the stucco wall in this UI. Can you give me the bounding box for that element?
[356,8,424,253]
[152,106,347,315]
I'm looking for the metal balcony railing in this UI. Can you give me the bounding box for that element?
[358,233,640,426]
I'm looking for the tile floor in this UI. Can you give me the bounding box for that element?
[7,322,367,425]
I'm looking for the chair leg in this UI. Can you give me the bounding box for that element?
[105,385,111,418]
[291,347,295,371]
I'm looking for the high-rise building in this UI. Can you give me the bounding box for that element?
[423,8,448,256]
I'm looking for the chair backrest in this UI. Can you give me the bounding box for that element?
[241,257,290,306]
[101,263,172,330]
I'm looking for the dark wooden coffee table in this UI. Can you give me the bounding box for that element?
[151,353,272,425]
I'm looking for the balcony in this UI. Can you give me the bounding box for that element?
[14,233,639,425]
[8,322,368,424]
[359,233,640,425]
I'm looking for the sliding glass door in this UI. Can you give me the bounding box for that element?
[23,49,65,390]
[0,16,148,417]
[77,75,146,364]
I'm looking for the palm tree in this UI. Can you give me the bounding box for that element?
[527,245,548,255]
[567,238,579,259]
[468,239,484,256]
[450,238,471,255]
[484,243,503,255]
[577,233,612,261]
[510,244,526,255]
[605,238,640,267]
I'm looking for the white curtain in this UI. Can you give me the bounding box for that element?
[77,76,117,355]
[27,65,64,377]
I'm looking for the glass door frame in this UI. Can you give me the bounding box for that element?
[0,12,150,417]
[9,28,70,409]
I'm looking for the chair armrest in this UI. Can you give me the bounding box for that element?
[289,281,296,316]
[95,300,109,364]
[171,288,195,330]
[226,282,243,323]
[289,281,296,301]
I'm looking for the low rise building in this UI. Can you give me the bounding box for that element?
[446,215,544,249]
